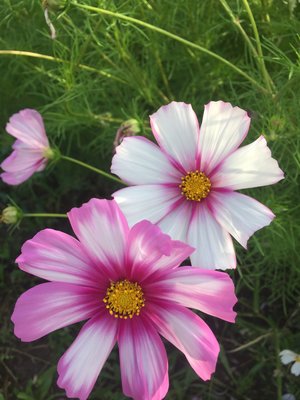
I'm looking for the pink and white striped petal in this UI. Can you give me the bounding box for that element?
[126,220,172,280]
[148,303,219,381]
[187,204,236,269]
[211,136,284,190]
[118,317,169,400]
[147,268,237,322]
[16,229,103,287]
[6,109,49,149]
[11,282,100,342]
[111,136,181,185]
[199,101,250,174]
[158,199,193,243]
[150,102,199,172]
[209,191,275,248]
[113,184,180,228]
[57,313,117,400]
[68,199,129,280]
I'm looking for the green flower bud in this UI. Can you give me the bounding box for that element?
[0,206,21,225]
[42,0,68,12]
[113,119,141,152]
[121,119,140,135]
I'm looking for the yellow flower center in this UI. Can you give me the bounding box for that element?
[179,170,211,201]
[295,355,300,362]
[103,279,145,319]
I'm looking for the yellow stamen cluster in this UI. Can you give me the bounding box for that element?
[103,279,145,319]
[179,170,211,201]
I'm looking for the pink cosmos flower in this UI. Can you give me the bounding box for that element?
[1,109,53,185]
[111,101,284,269]
[12,198,237,400]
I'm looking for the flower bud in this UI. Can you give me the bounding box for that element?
[113,119,140,152]
[42,0,68,11]
[0,206,21,225]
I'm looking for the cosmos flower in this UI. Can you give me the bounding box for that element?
[1,109,54,185]
[280,350,300,376]
[12,198,237,400]
[111,101,284,269]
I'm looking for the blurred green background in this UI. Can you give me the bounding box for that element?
[0,0,299,399]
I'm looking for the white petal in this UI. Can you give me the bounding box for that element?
[199,101,250,174]
[291,361,300,376]
[111,136,181,185]
[113,185,180,227]
[187,203,236,269]
[280,350,297,365]
[211,136,284,190]
[150,102,199,171]
[209,191,275,248]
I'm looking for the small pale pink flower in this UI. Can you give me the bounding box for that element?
[1,109,53,185]
[12,198,237,400]
[111,101,284,269]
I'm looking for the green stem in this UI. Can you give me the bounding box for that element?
[61,155,125,185]
[23,213,67,218]
[242,0,275,94]
[71,1,269,94]
[220,0,259,59]
[0,50,126,84]
[273,329,282,400]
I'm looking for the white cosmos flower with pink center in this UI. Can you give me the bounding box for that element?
[12,198,237,400]
[1,109,53,185]
[111,101,284,269]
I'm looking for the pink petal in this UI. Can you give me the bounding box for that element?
[150,102,199,171]
[126,220,173,281]
[209,191,275,248]
[148,303,219,381]
[211,135,284,190]
[118,317,169,400]
[1,165,45,185]
[158,199,193,243]
[68,199,129,281]
[199,101,250,174]
[111,136,181,185]
[1,149,45,172]
[187,204,236,269]
[11,282,100,342]
[6,109,49,148]
[16,228,104,287]
[57,313,117,400]
[113,184,180,228]
[147,267,237,322]
[1,150,46,185]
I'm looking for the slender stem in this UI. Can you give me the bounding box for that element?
[23,213,67,218]
[220,0,259,58]
[273,329,282,400]
[0,50,126,84]
[71,1,269,94]
[242,0,275,93]
[61,155,125,185]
